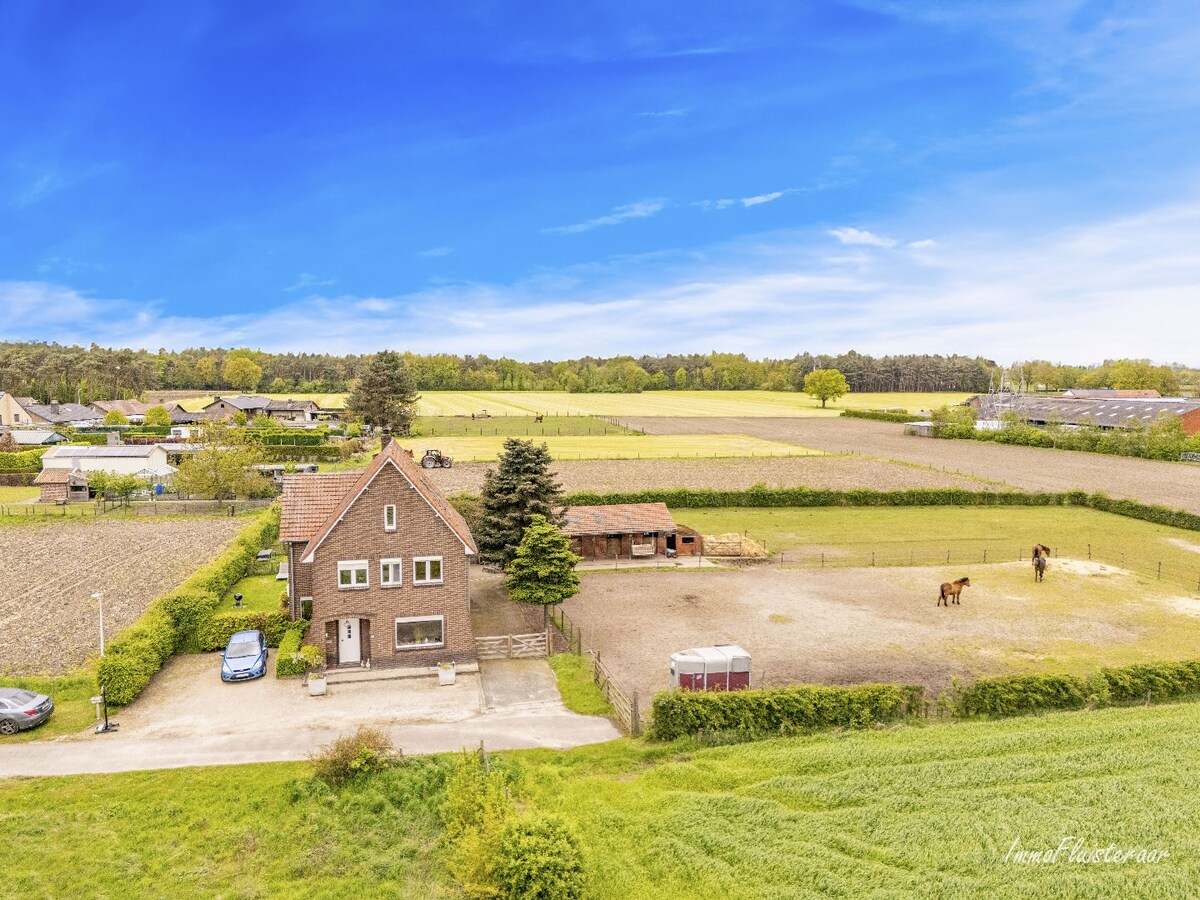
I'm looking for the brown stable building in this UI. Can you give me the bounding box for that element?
[563,502,701,559]
[280,442,477,671]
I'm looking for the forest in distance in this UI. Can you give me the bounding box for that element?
[0,341,1193,404]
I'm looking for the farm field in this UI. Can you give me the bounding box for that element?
[2,703,1198,897]
[0,486,37,503]
[394,433,823,462]
[562,561,1200,698]
[672,506,1200,589]
[167,390,970,416]
[626,415,1200,514]
[0,517,249,675]
[411,414,631,437]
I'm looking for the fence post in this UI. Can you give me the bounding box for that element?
[631,692,640,736]
[1157,562,1162,580]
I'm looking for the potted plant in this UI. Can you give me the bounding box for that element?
[437,661,456,686]
[307,665,328,696]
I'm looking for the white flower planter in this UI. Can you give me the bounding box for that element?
[307,675,327,696]
[437,664,456,686]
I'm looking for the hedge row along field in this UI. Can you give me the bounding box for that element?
[97,505,281,704]
[553,486,1200,532]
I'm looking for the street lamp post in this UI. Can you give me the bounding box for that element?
[89,591,118,733]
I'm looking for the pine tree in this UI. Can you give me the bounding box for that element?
[505,514,580,627]
[476,438,564,566]
[346,350,419,433]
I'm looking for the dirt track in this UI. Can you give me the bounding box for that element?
[616,417,1200,514]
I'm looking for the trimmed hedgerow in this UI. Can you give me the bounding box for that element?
[262,444,342,462]
[1100,660,1200,704]
[275,622,320,676]
[649,683,922,741]
[198,610,290,651]
[840,409,922,423]
[96,603,178,705]
[0,448,48,472]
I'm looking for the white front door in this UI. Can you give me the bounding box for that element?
[338,618,360,665]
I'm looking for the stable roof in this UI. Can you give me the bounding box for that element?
[563,502,677,536]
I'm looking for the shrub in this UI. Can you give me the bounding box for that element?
[310,725,399,787]
[952,674,1089,718]
[649,683,922,741]
[276,622,321,676]
[198,610,290,651]
[841,409,922,423]
[262,444,342,461]
[1100,660,1200,704]
[442,750,518,899]
[494,816,586,900]
[0,448,48,472]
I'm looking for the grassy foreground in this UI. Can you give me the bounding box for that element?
[2,703,1197,897]
[0,486,38,503]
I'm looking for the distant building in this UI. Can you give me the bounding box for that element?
[265,399,319,422]
[202,395,272,421]
[562,502,700,559]
[89,399,152,422]
[2,429,67,446]
[41,444,172,475]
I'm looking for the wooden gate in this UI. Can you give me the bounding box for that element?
[474,632,549,660]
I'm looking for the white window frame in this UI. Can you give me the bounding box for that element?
[384,504,396,532]
[380,557,403,588]
[413,556,443,586]
[395,615,445,650]
[337,559,369,590]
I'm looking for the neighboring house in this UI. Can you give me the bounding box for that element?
[201,395,272,421]
[33,468,90,504]
[562,502,700,559]
[265,399,319,422]
[41,444,172,475]
[167,403,203,425]
[2,429,67,446]
[279,441,477,670]
[89,399,151,422]
[19,402,103,427]
[0,393,37,426]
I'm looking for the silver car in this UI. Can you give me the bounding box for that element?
[0,688,54,735]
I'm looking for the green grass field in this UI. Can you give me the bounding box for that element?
[673,506,1200,589]
[217,573,285,613]
[0,672,100,743]
[171,390,970,417]
[0,486,38,503]
[3,703,1198,897]
[395,433,823,462]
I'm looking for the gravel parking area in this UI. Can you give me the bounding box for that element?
[0,517,248,675]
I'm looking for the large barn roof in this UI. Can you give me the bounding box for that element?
[43,445,163,459]
[563,502,678,536]
[1014,397,1200,428]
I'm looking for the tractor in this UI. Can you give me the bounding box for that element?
[420,449,452,469]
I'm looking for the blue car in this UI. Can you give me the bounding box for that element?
[221,630,268,682]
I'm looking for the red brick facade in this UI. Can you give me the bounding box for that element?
[282,447,477,670]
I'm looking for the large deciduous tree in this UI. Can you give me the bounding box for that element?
[346,350,419,434]
[143,405,172,427]
[505,514,580,627]
[222,354,263,392]
[476,438,563,566]
[102,409,129,426]
[173,423,269,500]
[803,368,851,408]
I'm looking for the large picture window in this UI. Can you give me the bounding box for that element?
[337,560,368,589]
[380,558,402,587]
[395,616,444,649]
[413,556,443,585]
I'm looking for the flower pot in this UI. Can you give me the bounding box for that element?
[307,675,327,696]
[437,664,456,686]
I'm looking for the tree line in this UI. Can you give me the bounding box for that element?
[2,340,1195,401]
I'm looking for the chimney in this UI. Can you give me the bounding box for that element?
[379,428,392,452]
[107,431,119,446]
[50,402,60,415]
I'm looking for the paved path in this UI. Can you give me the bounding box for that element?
[618,416,1200,514]
[0,706,620,777]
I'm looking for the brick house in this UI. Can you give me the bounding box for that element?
[279,441,477,670]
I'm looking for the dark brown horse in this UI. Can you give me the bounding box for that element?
[938,577,971,606]
[1032,544,1050,583]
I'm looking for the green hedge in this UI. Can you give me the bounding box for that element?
[95,506,281,704]
[198,610,290,651]
[555,487,1200,533]
[65,432,111,445]
[934,416,1200,462]
[649,683,923,741]
[275,622,319,676]
[262,444,342,461]
[953,659,1200,717]
[841,409,922,423]
[249,432,326,446]
[0,448,48,472]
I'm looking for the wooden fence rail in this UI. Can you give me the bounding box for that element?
[549,606,642,735]
[474,631,549,660]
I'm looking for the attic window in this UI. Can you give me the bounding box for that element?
[384,504,397,532]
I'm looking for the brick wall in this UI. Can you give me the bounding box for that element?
[306,463,475,669]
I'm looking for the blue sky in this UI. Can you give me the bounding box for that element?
[2,1,1198,364]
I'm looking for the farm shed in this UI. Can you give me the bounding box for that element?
[1014,397,1200,435]
[904,421,936,438]
[40,444,171,475]
[562,502,699,559]
[3,429,66,445]
[33,467,90,503]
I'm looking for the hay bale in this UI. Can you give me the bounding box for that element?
[703,532,767,558]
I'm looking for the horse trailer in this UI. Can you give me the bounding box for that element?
[670,645,751,691]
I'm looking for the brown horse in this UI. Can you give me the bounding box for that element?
[937,577,971,606]
[1032,544,1050,582]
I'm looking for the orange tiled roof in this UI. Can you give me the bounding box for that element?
[563,502,677,536]
[279,471,362,542]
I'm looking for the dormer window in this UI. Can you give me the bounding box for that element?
[384,504,396,531]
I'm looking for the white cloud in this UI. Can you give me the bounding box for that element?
[906,239,938,249]
[741,191,784,207]
[419,246,453,258]
[637,107,690,118]
[541,200,666,235]
[829,227,897,248]
[693,198,737,211]
[284,272,336,293]
[4,198,1199,364]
